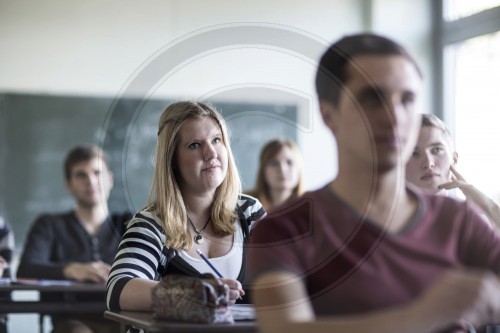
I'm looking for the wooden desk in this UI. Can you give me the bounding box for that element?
[0,279,106,313]
[0,279,107,333]
[104,310,260,333]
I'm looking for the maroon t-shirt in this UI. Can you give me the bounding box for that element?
[248,185,500,317]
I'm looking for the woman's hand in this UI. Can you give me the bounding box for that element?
[220,278,245,305]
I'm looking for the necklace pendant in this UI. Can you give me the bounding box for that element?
[194,234,204,244]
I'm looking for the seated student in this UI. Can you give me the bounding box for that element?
[17,145,132,333]
[0,216,14,333]
[248,33,500,333]
[406,113,500,227]
[0,216,13,279]
[246,138,304,211]
[106,101,265,315]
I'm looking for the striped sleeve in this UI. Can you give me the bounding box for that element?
[238,194,266,231]
[106,211,165,310]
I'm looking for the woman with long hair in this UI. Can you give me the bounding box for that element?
[106,101,265,312]
[247,138,303,211]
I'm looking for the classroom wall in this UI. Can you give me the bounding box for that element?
[0,0,432,250]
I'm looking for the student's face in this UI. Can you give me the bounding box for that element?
[65,157,113,208]
[405,126,456,194]
[321,55,422,173]
[264,146,300,194]
[175,117,228,196]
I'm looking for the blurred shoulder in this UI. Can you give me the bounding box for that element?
[252,188,325,240]
[265,187,328,220]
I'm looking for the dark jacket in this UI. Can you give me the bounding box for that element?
[17,211,132,280]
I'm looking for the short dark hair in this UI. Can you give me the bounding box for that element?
[64,145,110,181]
[315,33,422,106]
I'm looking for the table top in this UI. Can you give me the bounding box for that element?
[0,278,106,292]
[104,310,259,333]
[0,278,107,314]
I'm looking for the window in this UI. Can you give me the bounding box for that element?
[444,0,500,20]
[437,1,500,201]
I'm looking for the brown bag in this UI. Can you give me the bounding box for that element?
[151,274,234,324]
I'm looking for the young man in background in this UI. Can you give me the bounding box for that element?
[17,144,131,333]
[406,113,500,226]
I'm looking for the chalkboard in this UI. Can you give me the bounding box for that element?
[0,93,297,249]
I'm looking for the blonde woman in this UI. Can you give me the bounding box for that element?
[247,138,303,211]
[106,101,265,312]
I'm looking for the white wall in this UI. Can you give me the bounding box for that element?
[370,0,433,114]
[0,0,431,191]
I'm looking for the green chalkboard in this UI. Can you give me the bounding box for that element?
[0,93,298,250]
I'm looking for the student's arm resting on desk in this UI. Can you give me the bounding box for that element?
[106,213,165,311]
[0,257,8,277]
[63,261,111,283]
[252,269,500,333]
[0,219,14,278]
[17,214,111,282]
[117,277,159,311]
[17,215,67,279]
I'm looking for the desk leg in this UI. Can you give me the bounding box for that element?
[39,314,45,333]
[120,322,127,333]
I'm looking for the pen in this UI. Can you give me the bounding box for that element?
[196,249,243,300]
[196,249,223,278]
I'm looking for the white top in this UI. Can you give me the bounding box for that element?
[178,221,244,279]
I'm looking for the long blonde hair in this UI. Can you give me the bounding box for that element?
[147,101,241,249]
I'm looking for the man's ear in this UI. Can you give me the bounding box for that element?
[319,100,337,132]
[64,179,73,195]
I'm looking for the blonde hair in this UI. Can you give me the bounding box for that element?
[249,138,303,208]
[421,113,454,149]
[147,101,241,249]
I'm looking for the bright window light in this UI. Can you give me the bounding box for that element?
[446,31,500,201]
[444,0,500,20]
